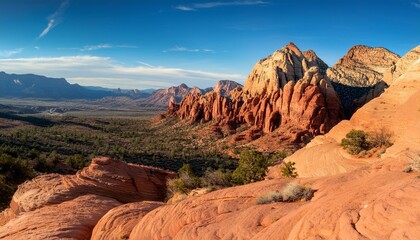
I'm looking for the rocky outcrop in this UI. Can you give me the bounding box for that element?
[242,42,329,98]
[9,157,174,215]
[91,201,163,240]
[383,45,420,84]
[146,83,206,106]
[213,80,242,97]
[327,45,399,87]
[169,43,344,139]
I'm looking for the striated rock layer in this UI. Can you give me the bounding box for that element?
[169,43,344,138]
[0,157,175,239]
[91,201,163,240]
[327,45,399,87]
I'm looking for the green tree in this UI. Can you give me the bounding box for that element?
[231,150,268,185]
[281,161,298,178]
[341,129,370,154]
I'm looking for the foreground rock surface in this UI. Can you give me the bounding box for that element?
[0,158,175,239]
[91,201,163,240]
[128,157,419,239]
[0,195,120,240]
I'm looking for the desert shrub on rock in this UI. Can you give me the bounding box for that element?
[167,163,201,196]
[203,169,232,188]
[341,129,370,154]
[232,150,268,185]
[368,127,393,148]
[341,128,394,155]
[281,161,298,178]
[256,182,315,204]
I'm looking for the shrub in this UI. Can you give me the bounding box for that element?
[231,150,268,185]
[368,127,393,148]
[65,155,87,170]
[281,182,314,202]
[203,169,232,188]
[167,164,201,196]
[410,153,420,172]
[256,182,315,204]
[280,161,298,178]
[341,129,370,154]
[255,191,282,204]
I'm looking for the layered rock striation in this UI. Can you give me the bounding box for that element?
[0,157,175,239]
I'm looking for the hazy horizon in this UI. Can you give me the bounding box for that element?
[1,0,419,89]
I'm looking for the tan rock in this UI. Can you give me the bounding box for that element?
[327,45,400,87]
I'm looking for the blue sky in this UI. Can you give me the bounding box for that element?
[0,0,419,89]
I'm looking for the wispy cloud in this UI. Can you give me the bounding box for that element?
[137,61,155,68]
[0,56,243,89]
[175,1,267,11]
[59,44,138,52]
[37,0,70,40]
[413,0,420,8]
[163,46,214,53]
[0,48,23,57]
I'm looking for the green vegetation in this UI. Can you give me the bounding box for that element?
[256,182,315,204]
[341,128,394,156]
[0,152,36,209]
[280,161,298,178]
[341,129,370,154]
[232,150,268,185]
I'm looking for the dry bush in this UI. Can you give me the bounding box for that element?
[256,182,315,205]
[255,191,282,204]
[368,127,394,148]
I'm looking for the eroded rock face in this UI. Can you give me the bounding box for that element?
[169,43,344,139]
[9,157,175,215]
[0,195,121,240]
[383,45,420,84]
[91,201,163,240]
[327,45,400,87]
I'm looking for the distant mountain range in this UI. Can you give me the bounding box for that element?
[0,71,242,107]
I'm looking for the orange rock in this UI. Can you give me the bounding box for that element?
[91,201,163,240]
[0,195,120,240]
[10,157,175,215]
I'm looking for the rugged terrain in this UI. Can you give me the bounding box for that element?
[169,43,344,149]
[0,44,419,239]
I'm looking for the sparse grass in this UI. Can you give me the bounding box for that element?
[256,182,315,205]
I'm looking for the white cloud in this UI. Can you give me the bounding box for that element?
[163,46,214,53]
[413,0,420,8]
[0,55,243,89]
[37,0,70,40]
[0,48,23,57]
[175,1,267,11]
[175,6,196,11]
[59,44,138,51]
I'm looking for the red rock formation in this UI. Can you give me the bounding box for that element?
[169,43,344,139]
